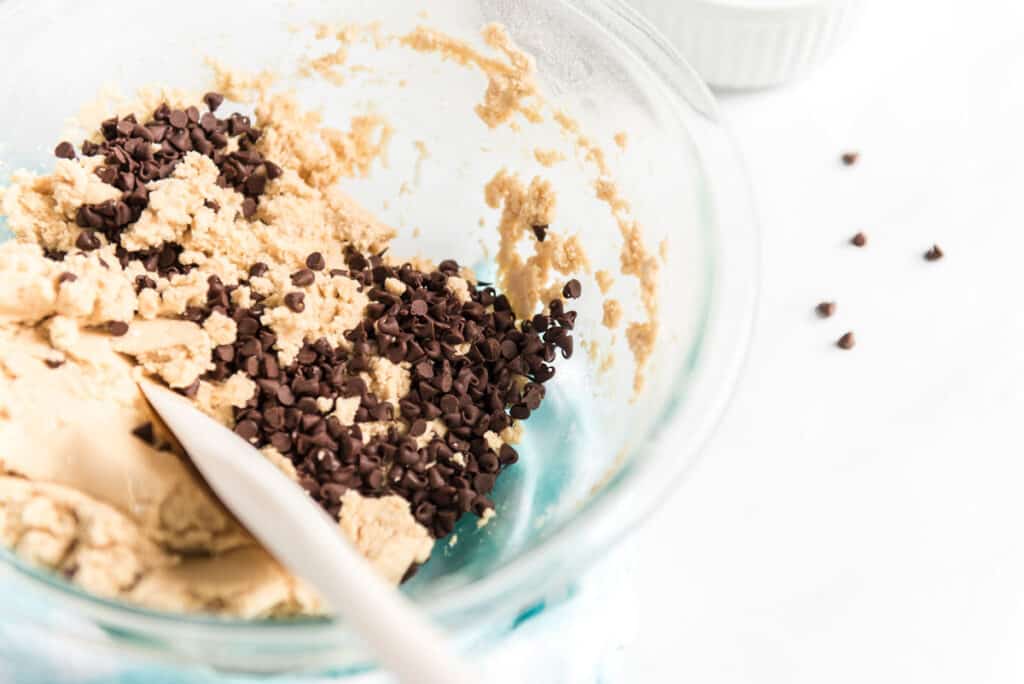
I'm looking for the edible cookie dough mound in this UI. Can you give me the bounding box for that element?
[0,322,249,554]
[0,477,174,599]
[338,491,433,585]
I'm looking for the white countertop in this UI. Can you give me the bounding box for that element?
[623,1,1022,682]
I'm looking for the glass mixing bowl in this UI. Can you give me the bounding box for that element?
[0,0,758,676]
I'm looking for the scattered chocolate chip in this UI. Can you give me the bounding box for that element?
[44,359,65,369]
[57,272,78,285]
[816,301,836,318]
[532,225,548,242]
[204,199,221,212]
[106,321,130,337]
[851,232,867,248]
[562,279,582,299]
[841,152,859,166]
[284,291,306,313]
[924,244,944,262]
[54,141,77,160]
[837,332,856,350]
[306,252,326,271]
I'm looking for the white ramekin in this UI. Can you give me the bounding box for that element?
[626,0,864,90]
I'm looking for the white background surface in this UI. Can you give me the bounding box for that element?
[623,2,1023,682]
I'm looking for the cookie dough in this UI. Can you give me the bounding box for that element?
[0,19,651,619]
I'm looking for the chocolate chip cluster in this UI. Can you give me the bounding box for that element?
[183,248,579,538]
[56,93,279,276]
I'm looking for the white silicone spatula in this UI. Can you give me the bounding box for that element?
[138,382,479,684]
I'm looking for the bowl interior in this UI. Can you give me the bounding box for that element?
[0,0,731,672]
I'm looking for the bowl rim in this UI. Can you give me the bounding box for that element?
[0,0,761,654]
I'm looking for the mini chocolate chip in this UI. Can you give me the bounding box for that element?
[241,198,257,219]
[75,230,101,251]
[284,291,306,313]
[816,301,836,318]
[44,359,65,369]
[532,225,547,242]
[837,332,856,350]
[925,245,944,261]
[234,420,259,441]
[203,92,225,112]
[57,272,77,285]
[291,269,315,287]
[249,262,269,278]
[106,321,130,336]
[305,252,326,271]
[851,232,867,248]
[562,279,582,299]
[168,110,189,129]
[54,141,76,159]
[841,152,859,166]
[131,422,156,445]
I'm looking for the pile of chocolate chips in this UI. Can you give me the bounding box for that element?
[54,92,279,278]
[189,249,579,539]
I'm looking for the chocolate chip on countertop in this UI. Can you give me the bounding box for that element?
[924,244,944,261]
[837,332,856,350]
[815,301,836,318]
[850,232,867,248]
[44,359,65,369]
[562,279,582,299]
[54,141,77,160]
[841,152,859,166]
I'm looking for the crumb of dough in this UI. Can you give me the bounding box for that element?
[260,446,300,482]
[338,491,434,585]
[486,169,590,318]
[603,299,623,330]
[659,238,669,262]
[476,507,496,529]
[400,23,543,129]
[599,351,615,374]
[534,148,565,167]
[595,269,615,295]
[196,372,258,425]
[206,58,277,101]
[614,131,629,150]
[626,322,657,393]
